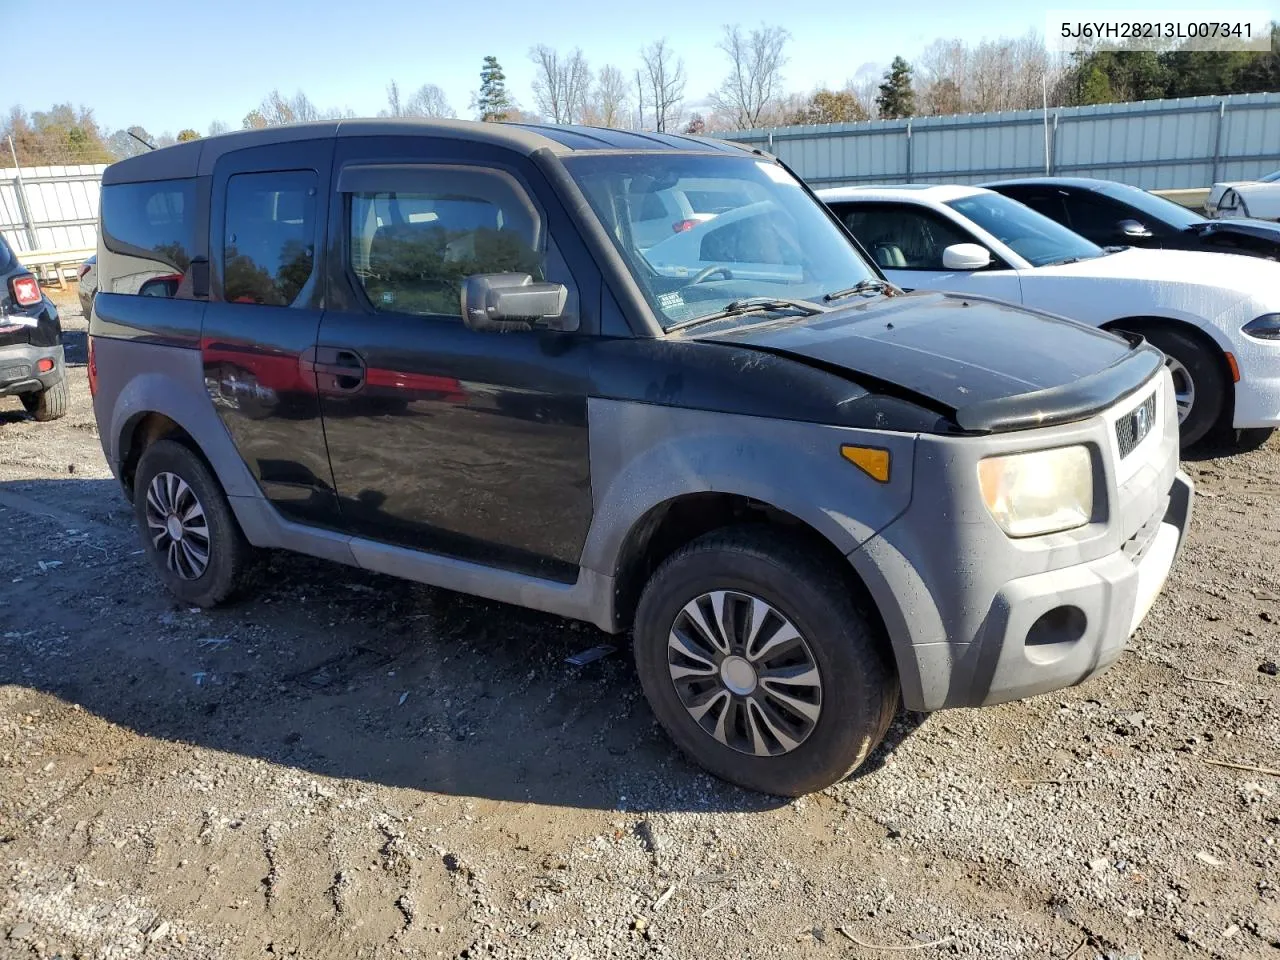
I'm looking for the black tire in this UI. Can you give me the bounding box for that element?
[1116,325,1225,449]
[20,378,68,422]
[633,525,898,796]
[133,438,251,608]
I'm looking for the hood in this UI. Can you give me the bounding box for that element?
[1036,246,1280,291]
[1193,217,1280,244]
[690,291,1161,431]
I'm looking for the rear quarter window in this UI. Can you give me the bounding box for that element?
[100,179,197,295]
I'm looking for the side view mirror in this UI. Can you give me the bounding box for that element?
[460,273,575,332]
[941,243,992,271]
[1117,219,1153,239]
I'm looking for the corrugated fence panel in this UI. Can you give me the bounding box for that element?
[0,163,106,254]
[718,92,1280,193]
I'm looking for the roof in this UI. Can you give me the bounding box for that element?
[103,118,752,185]
[816,183,987,204]
[982,176,1119,191]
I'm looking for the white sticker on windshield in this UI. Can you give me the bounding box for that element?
[756,161,798,186]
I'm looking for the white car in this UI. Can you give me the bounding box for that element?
[819,184,1280,447]
[1206,171,1280,221]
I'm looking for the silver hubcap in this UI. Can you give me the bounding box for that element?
[1165,356,1194,424]
[667,590,823,757]
[145,472,210,580]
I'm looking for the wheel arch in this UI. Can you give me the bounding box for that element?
[609,491,895,665]
[1100,315,1237,420]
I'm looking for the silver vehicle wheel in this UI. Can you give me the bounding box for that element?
[1165,355,1195,424]
[144,471,211,581]
[667,590,823,757]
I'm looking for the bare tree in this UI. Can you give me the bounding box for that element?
[208,119,229,136]
[709,24,791,129]
[530,45,592,124]
[915,32,1066,116]
[405,84,454,118]
[386,80,404,117]
[635,69,646,128]
[640,39,687,132]
[583,65,629,127]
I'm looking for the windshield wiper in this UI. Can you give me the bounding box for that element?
[666,297,827,333]
[822,278,899,302]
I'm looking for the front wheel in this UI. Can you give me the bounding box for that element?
[632,526,898,796]
[133,438,252,607]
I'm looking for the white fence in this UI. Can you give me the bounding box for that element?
[0,163,105,255]
[718,91,1280,190]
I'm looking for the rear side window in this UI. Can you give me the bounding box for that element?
[223,171,318,306]
[101,179,197,277]
[347,167,542,319]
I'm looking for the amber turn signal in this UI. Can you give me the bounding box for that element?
[840,445,890,483]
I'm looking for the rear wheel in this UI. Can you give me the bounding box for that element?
[632,526,898,796]
[20,379,68,422]
[133,438,251,607]
[1115,325,1225,448]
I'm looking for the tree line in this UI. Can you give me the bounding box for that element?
[4,22,1277,166]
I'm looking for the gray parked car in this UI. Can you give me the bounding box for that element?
[77,255,97,319]
[88,120,1192,795]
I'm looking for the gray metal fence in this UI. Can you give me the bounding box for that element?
[718,91,1280,190]
[0,162,105,254]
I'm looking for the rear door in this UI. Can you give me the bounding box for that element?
[831,201,1023,302]
[315,136,596,582]
[201,139,340,528]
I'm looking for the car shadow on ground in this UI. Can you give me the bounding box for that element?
[0,477,924,814]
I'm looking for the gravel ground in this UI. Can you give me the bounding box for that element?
[1,287,1277,960]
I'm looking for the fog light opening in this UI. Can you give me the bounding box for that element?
[36,357,55,374]
[1026,605,1087,648]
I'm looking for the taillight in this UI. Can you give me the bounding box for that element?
[672,219,698,233]
[87,337,98,397]
[78,262,92,280]
[10,275,40,306]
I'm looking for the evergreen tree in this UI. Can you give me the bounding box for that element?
[876,57,915,119]
[477,56,512,122]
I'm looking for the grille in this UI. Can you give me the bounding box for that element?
[1115,392,1157,459]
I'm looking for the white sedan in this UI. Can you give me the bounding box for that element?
[1206,170,1280,221]
[819,184,1280,447]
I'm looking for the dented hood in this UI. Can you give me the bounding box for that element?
[691,291,1161,431]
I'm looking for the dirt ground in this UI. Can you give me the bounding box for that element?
[1,287,1277,960]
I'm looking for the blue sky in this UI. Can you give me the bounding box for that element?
[10,0,1201,135]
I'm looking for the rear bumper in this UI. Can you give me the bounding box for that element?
[0,343,64,397]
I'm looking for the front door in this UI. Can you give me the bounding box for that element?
[316,140,595,582]
[201,139,341,528]
[831,201,1024,303]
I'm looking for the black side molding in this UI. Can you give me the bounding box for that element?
[956,341,1165,433]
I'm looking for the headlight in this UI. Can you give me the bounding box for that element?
[1243,313,1280,340]
[977,445,1093,538]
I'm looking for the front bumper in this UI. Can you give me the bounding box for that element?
[0,343,65,397]
[961,471,1191,706]
[850,370,1190,712]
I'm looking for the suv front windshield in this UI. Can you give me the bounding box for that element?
[563,154,878,330]
[947,192,1104,267]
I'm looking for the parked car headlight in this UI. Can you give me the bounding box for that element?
[978,446,1093,538]
[1243,313,1280,341]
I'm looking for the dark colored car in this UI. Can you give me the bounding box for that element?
[0,234,68,420]
[984,177,1280,259]
[89,121,1191,796]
